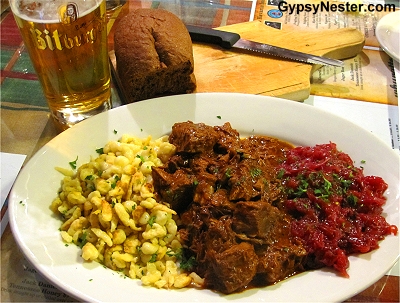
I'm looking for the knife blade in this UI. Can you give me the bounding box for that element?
[186,25,344,67]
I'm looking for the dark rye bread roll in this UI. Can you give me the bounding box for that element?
[114,8,196,103]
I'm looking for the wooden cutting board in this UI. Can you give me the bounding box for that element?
[192,21,365,101]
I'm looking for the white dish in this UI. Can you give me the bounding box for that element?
[9,93,400,302]
[376,11,400,62]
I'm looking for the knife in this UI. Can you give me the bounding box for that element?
[186,25,344,67]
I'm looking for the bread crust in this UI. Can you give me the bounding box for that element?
[114,9,196,103]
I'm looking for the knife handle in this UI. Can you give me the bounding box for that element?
[186,25,240,49]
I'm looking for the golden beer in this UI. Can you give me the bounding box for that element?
[10,0,111,130]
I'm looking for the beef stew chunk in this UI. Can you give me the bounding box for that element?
[152,121,306,294]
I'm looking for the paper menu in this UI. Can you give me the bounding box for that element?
[305,54,399,154]
[310,49,398,106]
[1,152,26,236]
[254,0,398,105]
[255,0,395,47]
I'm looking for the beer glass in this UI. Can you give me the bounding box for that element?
[10,0,112,131]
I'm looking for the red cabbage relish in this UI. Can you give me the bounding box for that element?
[277,142,398,277]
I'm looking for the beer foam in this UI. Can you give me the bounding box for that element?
[13,0,99,22]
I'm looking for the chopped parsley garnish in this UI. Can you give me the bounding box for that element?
[149,253,157,263]
[136,154,145,163]
[322,175,332,193]
[277,168,285,179]
[283,169,358,206]
[148,215,156,227]
[225,168,232,178]
[111,175,120,189]
[69,156,78,169]
[173,248,197,271]
[166,249,175,257]
[250,168,262,179]
[96,148,104,154]
[347,194,358,207]
[180,255,196,271]
[78,232,88,248]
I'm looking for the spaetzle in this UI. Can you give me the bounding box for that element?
[51,134,204,289]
